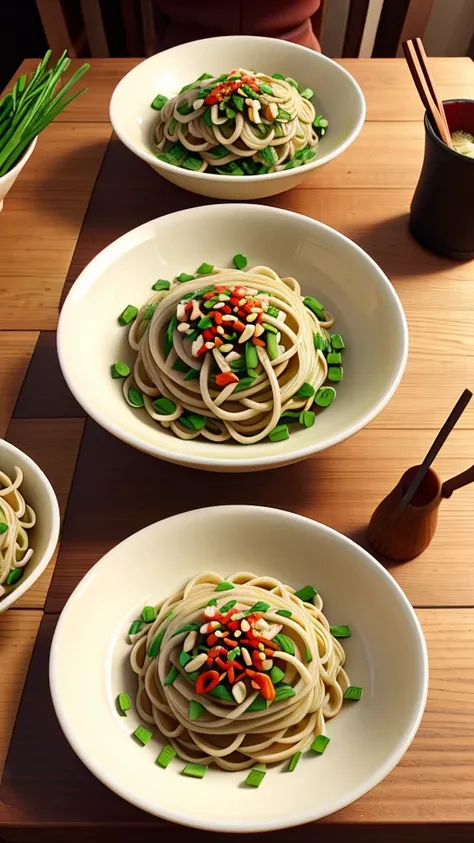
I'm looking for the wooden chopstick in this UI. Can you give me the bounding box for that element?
[402,39,453,149]
[442,464,474,499]
[413,38,452,147]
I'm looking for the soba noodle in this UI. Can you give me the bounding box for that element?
[118,261,344,444]
[0,466,36,598]
[129,571,350,770]
[151,69,328,175]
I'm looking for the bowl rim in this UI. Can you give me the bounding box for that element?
[109,35,366,182]
[0,437,60,612]
[57,202,409,470]
[49,504,429,832]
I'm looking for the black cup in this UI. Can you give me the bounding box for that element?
[410,99,474,259]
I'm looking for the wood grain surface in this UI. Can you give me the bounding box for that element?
[1,57,474,841]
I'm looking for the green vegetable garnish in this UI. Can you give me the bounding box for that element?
[189,700,205,721]
[155,744,176,768]
[164,665,179,686]
[300,87,314,99]
[0,523,8,535]
[141,606,156,623]
[247,695,268,711]
[116,693,132,716]
[233,253,248,270]
[209,683,234,701]
[182,763,207,778]
[128,387,144,408]
[215,581,235,592]
[288,751,302,771]
[314,387,336,408]
[151,94,168,110]
[118,305,138,326]
[147,628,166,658]
[285,77,299,90]
[311,735,330,754]
[134,725,152,745]
[344,685,363,701]
[177,272,195,283]
[219,599,237,613]
[330,625,351,638]
[153,397,176,415]
[196,262,214,275]
[303,296,325,316]
[269,665,285,684]
[248,601,270,613]
[245,763,266,787]
[152,279,170,291]
[273,634,295,655]
[275,609,292,618]
[233,377,256,393]
[129,620,143,635]
[171,622,200,637]
[331,333,345,350]
[269,424,290,442]
[328,366,343,382]
[299,410,315,427]
[295,585,317,602]
[111,361,130,379]
[295,382,315,399]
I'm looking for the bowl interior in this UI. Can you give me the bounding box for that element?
[0,440,59,610]
[110,36,365,173]
[50,506,427,832]
[58,203,407,469]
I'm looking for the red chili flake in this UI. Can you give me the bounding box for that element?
[227,620,239,631]
[203,329,214,341]
[185,301,193,313]
[245,668,256,678]
[215,371,239,387]
[216,656,228,671]
[227,666,235,683]
[221,305,232,314]
[207,633,218,646]
[215,285,227,292]
[233,320,246,333]
[252,337,265,347]
[222,637,239,648]
[213,311,223,325]
[234,671,246,682]
[203,291,216,300]
[257,312,263,323]
[197,344,208,357]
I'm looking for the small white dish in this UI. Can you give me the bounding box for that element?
[58,203,408,472]
[50,505,428,832]
[109,36,365,200]
[0,438,60,612]
[0,137,37,211]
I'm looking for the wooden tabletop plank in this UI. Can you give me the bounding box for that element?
[1,608,473,832]
[0,610,42,782]
[44,420,474,612]
[0,122,111,331]
[5,418,85,610]
[13,333,84,420]
[0,333,38,439]
[6,58,473,124]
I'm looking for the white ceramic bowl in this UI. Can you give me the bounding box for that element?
[58,203,408,472]
[0,438,60,612]
[109,36,365,200]
[50,506,428,832]
[0,137,37,211]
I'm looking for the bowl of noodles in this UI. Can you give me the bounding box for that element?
[50,505,428,831]
[0,438,60,612]
[109,36,365,199]
[58,203,407,472]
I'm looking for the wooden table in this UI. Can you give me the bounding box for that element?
[1,57,474,843]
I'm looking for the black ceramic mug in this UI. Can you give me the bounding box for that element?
[410,99,474,260]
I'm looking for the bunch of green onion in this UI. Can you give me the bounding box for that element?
[0,50,90,177]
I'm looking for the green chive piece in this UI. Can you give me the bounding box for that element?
[271,72,286,80]
[273,634,295,656]
[233,253,248,270]
[314,333,327,352]
[203,298,219,309]
[179,650,192,669]
[184,368,200,381]
[245,341,258,371]
[116,693,132,716]
[182,763,207,778]
[277,107,292,121]
[232,94,244,111]
[163,609,175,621]
[171,622,200,638]
[118,304,138,325]
[305,647,313,663]
[263,323,278,335]
[288,751,302,771]
[344,685,363,701]
[111,361,130,379]
[128,387,144,407]
[207,598,218,606]
[209,683,234,701]
[273,683,296,702]
[197,262,214,275]
[226,646,240,661]
[129,620,144,635]
[331,333,345,350]
[189,700,205,721]
[311,734,330,754]
[185,413,206,431]
[259,81,274,95]
[143,303,158,320]
[245,763,266,787]
[295,585,318,602]
[266,305,279,318]
[285,77,299,90]
[167,117,177,135]
[274,122,284,138]
[247,695,268,711]
[299,410,315,427]
[234,377,256,393]
[303,296,325,316]
[260,145,278,166]
[248,601,270,613]
[300,87,314,99]
[151,94,168,110]
[198,316,212,329]
[177,272,195,283]
[208,145,228,158]
[327,352,342,365]
[203,107,213,127]
[215,581,235,592]
[172,358,189,373]
[152,278,170,291]
[182,155,203,171]
[153,396,176,415]
[266,331,280,361]
[164,312,177,356]
[164,665,179,686]
[280,411,301,423]
[219,599,237,613]
[276,609,292,618]
[0,522,8,534]
[330,625,351,638]
[141,605,157,623]
[314,386,336,408]
[225,106,236,119]
[269,424,290,442]
[177,102,193,115]
[230,358,246,372]
[155,744,176,768]
[269,665,285,684]
[328,366,343,382]
[283,159,301,170]
[147,628,166,659]
[295,382,315,399]
[134,725,152,745]
[241,83,258,99]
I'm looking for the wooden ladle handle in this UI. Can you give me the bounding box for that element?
[441,464,474,499]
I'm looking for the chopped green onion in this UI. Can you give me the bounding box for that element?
[155,743,176,767]
[259,81,274,95]
[128,387,144,407]
[182,763,207,778]
[111,361,130,379]
[273,634,295,655]
[300,87,314,99]
[241,84,258,99]
[283,159,301,170]
[219,599,237,613]
[215,581,235,592]
[198,316,212,329]
[232,94,244,111]
[164,665,179,686]
[226,646,240,661]
[267,305,279,318]
[184,368,200,381]
[134,725,152,745]
[151,94,168,110]
[248,601,270,613]
[179,650,192,668]
[207,598,218,606]
[271,73,286,80]
[330,625,351,638]
[311,734,330,754]
[177,272,194,283]
[263,322,278,334]
[203,107,213,128]
[172,358,189,373]
[344,685,363,701]
[295,382,315,399]
[141,606,156,623]
[196,262,214,275]
[303,296,325,316]
[269,423,290,442]
[153,397,176,415]
[299,410,315,427]
[266,332,279,361]
[147,628,166,658]
[209,683,234,701]
[247,695,268,711]
[225,106,236,119]
[259,145,278,166]
[305,646,313,663]
[314,386,336,408]
[275,609,292,618]
[234,376,256,393]
[277,108,291,121]
[274,122,284,138]
[273,683,296,702]
[285,77,299,90]
[171,622,200,638]
[129,620,143,635]
[327,351,342,364]
[331,333,345,350]
[164,312,177,356]
[0,522,8,535]
[269,665,285,684]
[245,763,266,787]
[245,340,258,371]
[233,253,248,270]
[288,751,302,771]
[177,102,193,115]
[143,303,157,320]
[116,693,132,716]
[179,413,206,431]
[328,366,343,382]
[295,584,318,602]
[313,333,326,352]
[208,145,229,158]
[168,117,177,135]
[189,700,205,721]
[118,304,138,326]
[182,156,203,171]
[152,278,170,291]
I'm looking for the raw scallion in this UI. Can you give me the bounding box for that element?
[245,763,266,787]
[311,734,330,754]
